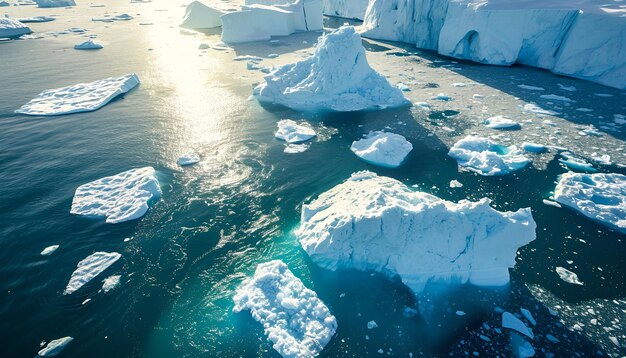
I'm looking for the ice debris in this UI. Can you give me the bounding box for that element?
[64,252,121,294]
[502,312,534,339]
[41,245,59,256]
[555,266,584,285]
[102,275,121,293]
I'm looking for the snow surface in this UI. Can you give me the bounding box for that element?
[0,18,31,38]
[233,260,337,358]
[38,336,73,357]
[16,74,139,116]
[180,0,223,29]
[350,131,412,168]
[297,171,536,295]
[502,312,534,339]
[448,136,530,176]
[554,172,626,233]
[64,252,121,295]
[254,26,409,112]
[555,266,584,285]
[275,119,316,143]
[34,0,74,7]
[484,116,520,130]
[70,167,161,224]
[322,0,369,20]
[177,153,200,166]
[74,40,103,50]
[41,245,59,256]
[102,275,121,293]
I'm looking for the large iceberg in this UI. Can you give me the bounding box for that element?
[322,0,369,20]
[70,167,161,224]
[34,0,75,7]
[254,26,410,111]
[0,18,32,38]
[297,171,536,295]
[37,336,74,357]
[554,172,626,233]
[233,260,337,358]
[448,136,530,176]
[350,131,413,168]
[180,0,224,30]
[16,74,140,116]
[64,252,121,295]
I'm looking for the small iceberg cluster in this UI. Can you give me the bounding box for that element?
[37,336,74,357]
[70,167,161,224]
[254,26,410,112]
[74,40,103,50]
[64,252,121,294]
[0,17,31,38]
[350,131,412,168]
[448,136,530,176]
[180,0,223,29]
[233,260,337,358]
[16,74,140,116]
[275,119,316,143]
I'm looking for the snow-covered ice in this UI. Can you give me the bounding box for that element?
[275,119,316,143]
[554,172,626,233]
[34,0,75,7]
[180,0,223,29]
[64,252,121,294]
[350,131,412,168]
[102,275,121,293]
[0,18,31,38]
[484,116,520,130]
[70,167,161,224]
[233,260,337,358]
[177,153,200,166]
[297,171,536,296]
[41,245,59,256]
[254,26,409,112]
[502,312,534,339]
[16,74,140,116]
[74,40,103,50]
[555,266,584,285]
[450,179,463,188]
[38,336,73,357]
[448,136,530,176]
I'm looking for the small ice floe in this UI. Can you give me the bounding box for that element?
[555,266,584,285]
[74,40,103,50]
[177,153,200,166]
[558,84,576,92]
[540,94,575,103]
[92,14,133,22]
[579,125,601,136]
[275,119,316,143]
[70,167,161,224]
[102,275,121,293]
[554,172,626,233]
[456,310,466,316]
[350,131,413,168]
[180,0,223,29]
[558,153,596,172]
[452,82,466,87]
[502,312,534,339]
[397,83,411,92]
[594,93,613,98]
[522,142,546,153]
[542,199,561,208]
[449,180,463,188]
[576,108,593,113]
[35,0,75,7]
[16,73,140,116]
[546,334,560,343]
[64,252,121,294]
[0,17,31,38]
[510,333,535,358]
[233,260,337,358]
[38,336,74,357]
[283,143,309,154]
[367,320,378,329]
[41,245,59,256]
[484,116,520,130]
[591,153,611,165]
[433,93,452,101]
[518,84,544,91]
[448,136,530,176]
[520,308,536,326]
[233,55,262,62]
[522,103,559,116]
[16,16,55,23]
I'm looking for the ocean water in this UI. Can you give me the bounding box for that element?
[1,1,625,357]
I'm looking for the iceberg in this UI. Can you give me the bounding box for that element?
[38,336,74,357]
[34,0,75,7]
[484,116,520,130]
[322,0,369,20]
[448,136,530,176]
[102,275,121,293]
[254,26,410,112]
[177,153,200,166]
[16,74,139,116]
[64,252,121,294]
[555,266,584,285]
[275,119,316,143]
[70,167,161,224]
[350,131,412,168]
[233,260,337,358]
[554,172,626,233]
[297,171,536,296]
[41,245,59,256]
[180,0,223,29]
[74,40,103,50]
[0,18,31,38]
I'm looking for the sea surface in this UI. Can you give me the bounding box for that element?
[1,1,625,357]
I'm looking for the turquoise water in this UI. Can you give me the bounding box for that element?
[1,2,625,357]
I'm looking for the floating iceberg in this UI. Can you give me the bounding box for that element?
[70,167,161,224]
[0,18,31,38]
[555,266,584,285]
[35,0,75,7]
[254,26,410,111]
[41,245,59,256]
[38,336,74,357]
[233,260,337,358]
[180,0,223,29]
[554,172,626,233]
[350,131,412,168]
[275,119,316,143]
[16,74,139,116]
[64,252,121,294]
[177,153,200,166]
[102,275,121,293]
[448,136,530,176]
[484,116,520,130]
[74,40,103,50]
[297,171,536,296]
[323,0,369,20]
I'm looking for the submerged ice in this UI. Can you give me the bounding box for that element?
[448,136,530,176]
[64,252,121,295]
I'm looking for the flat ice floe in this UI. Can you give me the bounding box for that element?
[484,116,520,130]
[0,18,31,38]
[297,171,536,295]
[254,26,410,111]
[275,119,316,143]
[448,136,530,176]
[233,260,337,358]
[64,252,121,294]
[350,131,412,168]
[38,336,74,357]
[502,312,534,339]
[16,74,139,116]
[180,0,223,29]
[522,142,546,153]
[554,172,626,233]
[74,40,103,50]
[35,0,75,7]
[41,245,59,256]
[70,167,161,224]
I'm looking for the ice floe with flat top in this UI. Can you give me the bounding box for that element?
[254,26,409,112]
[350,131,412,168]
[448,136,530,176]
[0,17,31,37]
[233,260,337,358]
[74,40,103,50]
[35,0,74,7]
[38,336,74,357]
[555,266,584,285]
[554,172,626,233]
[16,74,139,116]
[41,245,59,256]
[64,252,121,294]
[180,0,223,29]
[484,115,520,130]
[275,119,316,143]
[70,167,161,224]
[16,16,55,23]
[297,171,536,296]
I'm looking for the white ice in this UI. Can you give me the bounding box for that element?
[74,40,103,50]
[34,0,74,7]
[38,336,73,357]
[177,153,200,166]
[448,136,530,176]
[502,312,534,339]
[275,119,316,143]
[484,116,520,130]
[180,0,223,29]
[64,252,121,294]
[350,131,412,168]
[555,266,584,285]
[70,167,161,224]
[0,17,31,38]
[41,245,59,256]
[450,179,463,188]
[102,275,121,293]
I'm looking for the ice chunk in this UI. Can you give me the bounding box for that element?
[456,310,466,316]
[297,171,536,296]
[502,312,534,339]
[254,26,409,112]
[559,154,596,172]
[284,143,310,153]
[522,103,559,116]
[484,116,520,130]
[0,18,31,38]
[41,245,59,256]
[540,94,574,103]
[517,85,544,91]
[70,167,161,224]
[64,252,121,294]
[177,153,200,166]
[367,320,378,329]
[233,260,337,358]
[522,143,546,153]
[350,131,413,168]
[450,179,463,188]
[323,0,369,20]
[102,275,121,293]
[15,16,55,23]
[180,0,223,29]
[520,308,536,326]
[510,333,535,358]
[555,267,584,285]
[433,93,452,101]
[35,0,75,7]
[554,172,626,233]
[38,336,73,357]
[448,136,530,176]
[74,40,103,50]
[16,74,139,116]
[275,119,316,143]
